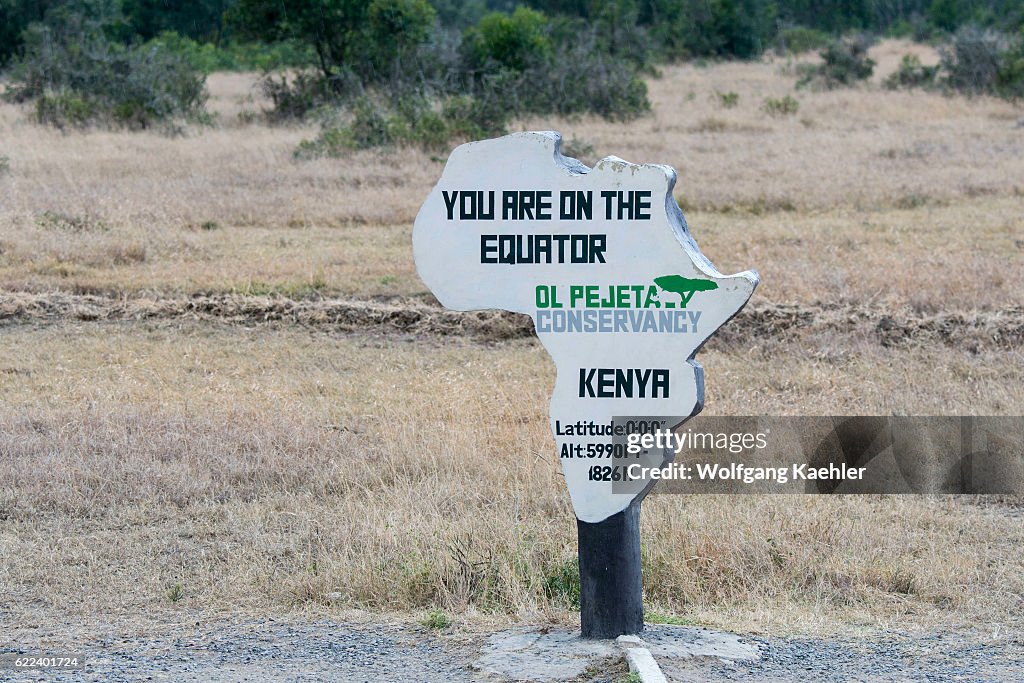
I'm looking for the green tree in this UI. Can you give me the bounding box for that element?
[121,0,235,43]
[228,0,436,86]
[368,0,439,78]
[929,0,969,32]
[0,0,60,66]
[637,0,775,60]
[426,0,489,28]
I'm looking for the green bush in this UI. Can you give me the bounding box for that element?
[560,135,596,163]
[294,100,390,157]
[877,27,1024,99]
[440,94,509,140]
[523,34,650,120]
[3,3,207,130]
[166,582,184,603]
[141,32,313,73]
[34,93,98,127]
[715,90,740,108]
[998,36,1024,99]
[778,26,830,54]
[462,6,552,73]
[284,5,650,155]
[422,610,451,630]
[762,94,800,116]
[295,93,510,158]
[796,35,876,89]
[884,54,940,89]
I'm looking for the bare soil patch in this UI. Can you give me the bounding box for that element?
[2,291,1022,350]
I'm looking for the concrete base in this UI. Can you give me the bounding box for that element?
[473,624,758,682]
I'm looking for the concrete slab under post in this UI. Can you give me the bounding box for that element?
[576,500,644,639]
[473,625,760,682]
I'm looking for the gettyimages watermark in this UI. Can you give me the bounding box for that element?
[605,416,1024,495]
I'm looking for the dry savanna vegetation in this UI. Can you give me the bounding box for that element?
[1,40,1023,646]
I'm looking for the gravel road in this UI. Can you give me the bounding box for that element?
[662,630,1024,683]
[2,619,479,683]
[2,619,1021,682]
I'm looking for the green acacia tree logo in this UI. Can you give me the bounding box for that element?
[653,275,718,308]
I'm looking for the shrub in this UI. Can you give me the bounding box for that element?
[440,94,508,140]
[762,95,800,116]
[141,31,313,74]
[998,38,1024,99]
[454,21,648,123]
[2,2,207,130]
[715,90,740,108]
[295,100,387,157]
[796,35,876,90]
[295,94,509,158]
[166,582,184,603]
[422,610,450,629]
[461,6,551,73]
[35,210,108,233]
[941,26,1024,99]
[560,136,596,164]
[288,7,650,155]
[884,54,940,89]
[523,34,649,120]
[778,26,830,54]
[941,26,1005,94]
[262,71,345,123]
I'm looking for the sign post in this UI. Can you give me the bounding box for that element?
[414,132,757,638]
[577,502,643,638]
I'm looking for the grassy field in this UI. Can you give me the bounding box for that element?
[1,40,1022,642]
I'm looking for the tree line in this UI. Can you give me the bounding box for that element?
[1,0,1021,145]
[3,0,1021,68]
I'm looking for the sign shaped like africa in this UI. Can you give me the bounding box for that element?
[414,131,758,638]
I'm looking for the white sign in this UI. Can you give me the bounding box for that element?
[414,132,758,523]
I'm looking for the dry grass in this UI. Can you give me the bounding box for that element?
[2,44,1021,307]
[0,197,1020,309]
[1,41,1023,639]
[0,322,1022,638]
